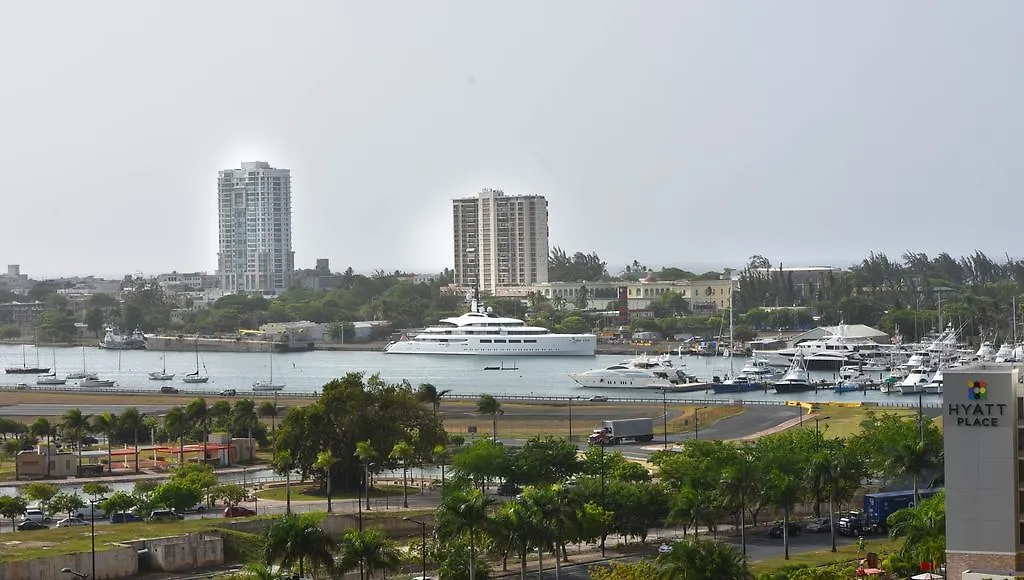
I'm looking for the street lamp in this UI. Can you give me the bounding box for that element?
[61,568,87,579]
[404,517,428,580]
[694,406,708,440]
[599,440,607,557]
[89,497,106,580]
[814,416,831,441]
[662,389,669,449]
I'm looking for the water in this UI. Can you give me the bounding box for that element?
[0,345,939,406]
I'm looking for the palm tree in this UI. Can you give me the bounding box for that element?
[91,411,119,473]
[186,398,211,462]
[655,538,752,580]
[210,399,232,432]
[888,438,940,506]
[432,444,450,486]
[337,528,403,580]
[389,440,413,509]
[232,399,259,442]
[416,383,452,417]
[354,440,377,513]
[119,408,145,474]
[264,514,336,578]
[314,450,339,513]
[437,488,495,580]
[163,406,189,465]
[476,395,503,442]
[60,408,91,474]
[236,562,285,580]
[491,498,541,578]
[258,400,280,436]
[887,491,946,573]
[28,418,54,477]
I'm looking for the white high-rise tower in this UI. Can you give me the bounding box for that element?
[217,161,294,295]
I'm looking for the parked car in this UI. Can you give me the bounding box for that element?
[22,508,47,523]
[74,503,107,520]
[81,436,99,445]
[56,517,89,528]
[224,506,256,518]
[768,521,803,538]
[110,512,144,524]
[148,509,184,522]
[658,543,673,554]
[804,517,831,533]
[160,386,180,394]
[220,389,237,396]
[17,520,48,531]
[588,395,609,402]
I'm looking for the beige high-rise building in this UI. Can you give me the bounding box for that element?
[453,188,549,293]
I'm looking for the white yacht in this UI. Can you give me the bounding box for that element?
[772,356,815,394]
[385,299,596,356]
[898,366,933,395]
[79,378,116,388]
[569,355,684,388]
[995,343,1016,362]
[922,369,944,395]
[975,341,996,361]
[148,353,174,381]
[36,373,66,386]
[753,325,880,370]
[739,357,779,379]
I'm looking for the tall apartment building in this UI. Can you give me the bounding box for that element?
[217,161,294,295]
[453,188,549,293]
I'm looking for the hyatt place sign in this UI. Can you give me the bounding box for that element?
[947,402,1007,427]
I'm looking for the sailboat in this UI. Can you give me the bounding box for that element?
[67,346,98,380]
[6,344,50,374]
[148,353,174,381]
[713,284,761,394]
[253,345,284,392]
[182,340,210,384]
[37,349,66,385]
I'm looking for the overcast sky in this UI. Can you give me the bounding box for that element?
[2,2,1021,279]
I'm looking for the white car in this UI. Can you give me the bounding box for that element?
[56,517,89,528]
[658,543,673,554]
[21,509,47,523]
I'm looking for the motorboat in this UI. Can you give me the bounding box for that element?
[803,351,853,372]
[36,373,66,386]
[712,375,763,394]
[922,369,944,395]
[252,380,284,392]
[740,357,779,379]
[976,341,997,361]
[773,356,815,394]
[384,295,596,356]
[995,343,1016,362]
[898,366,933,395]
[569,355,686,389]
[79,378,116,388]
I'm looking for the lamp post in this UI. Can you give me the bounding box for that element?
[404,517,428,580]
[694,406,708,440]
[89,497,106,580]
[662,389,669,449]
[814,416,831,442]
[599,440,607,557]
[813,415,830,519]
[568,396,575,441]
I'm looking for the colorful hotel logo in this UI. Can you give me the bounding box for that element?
[968,380,987,400]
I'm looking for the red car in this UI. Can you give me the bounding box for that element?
[223,506,256,518]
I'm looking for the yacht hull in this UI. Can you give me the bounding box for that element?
[385,335,596,356]
[773,382,816,394]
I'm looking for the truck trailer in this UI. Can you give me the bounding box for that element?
[587,418,656,445]
[838,488,942,535]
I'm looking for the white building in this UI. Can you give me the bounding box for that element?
[217,161,294,295]
[453,188,549,293]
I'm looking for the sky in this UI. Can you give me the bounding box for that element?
[1,2,1022,279]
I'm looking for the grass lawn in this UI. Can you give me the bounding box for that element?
[257,483,417,502]
[788,406,939,439]
[750,536,903,574]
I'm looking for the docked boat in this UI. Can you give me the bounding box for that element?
[79,378,116,388]
[36,373,66,386]
[99,328,147,350]
[384,297,596,356]
[712,375,763,394]
[995,343,1016,362]
[569,354,686,389]
[922,369,944,395]
[976,341,997,361]
[773,356,815,394]
[739,357,779,379]
[898,366,933,395]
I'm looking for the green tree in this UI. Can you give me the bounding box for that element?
[232,399,260,443]
[82,482,111,503]
[36,309,77,343]
[150,480,201,513]
[887,491,946,573]
[119,407,146,474]
[263,514,337,578]
[589,561,660,580]
[436,487,495,580]
[100,490,139,519]
[354,439,377,512]
[451,439,508,491]
[91,411,119,473]
[163,406,189,465]
[0,496,27,532]
[85,307,106,337]
[509,436,581,486]
[60,407,91,474]
[48,491,85,519]
[171,464,218,506]
[756,432,808,560]
[416,383,452,417]
[22,482,58,514]
[314,450,339,513]
[258,401,280,436]
[215,484,248,508]
[655,538,752,580]
[186,398,212,462]
[389,440,414,509]
[337,528,403,580]
[476,395,503,442]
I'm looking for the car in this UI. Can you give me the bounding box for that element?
[805,517,831,533]
[22,508,47,523]
[56,517,89,528]
[497,482,523,496]
[16,520,48,531]
[588,395,609,402]
[15,383,27,390]
[74,504,107,520]
[220,389,237,396]
[160,386,180,394]
[148,509,184,522]
[81,436,99,445]
[768,521,803,538]
[223,506,256,518]
[109,512,144,524]
[658,543,673,554]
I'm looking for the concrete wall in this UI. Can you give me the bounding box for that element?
[0,544,138,580]
[144,532,223,572]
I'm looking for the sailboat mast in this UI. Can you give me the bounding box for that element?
[729,277,735,376]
